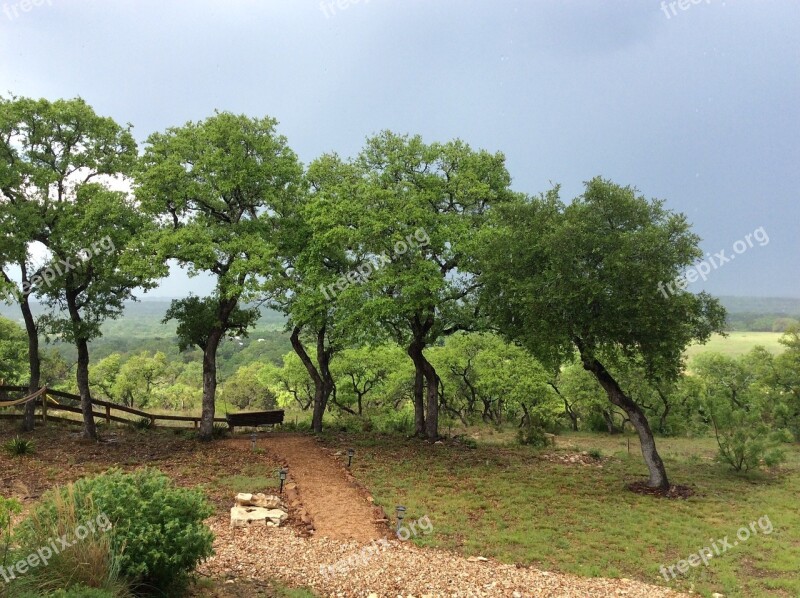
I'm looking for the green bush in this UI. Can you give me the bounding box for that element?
[708,397,788,472]
[130,416,153,431]
[9,485,128,596]
[15,468,214,594]
[516,425,549,447]
[588,448,603,460]
[4,436,35,456]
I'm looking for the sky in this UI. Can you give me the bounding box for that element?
[1,0,798,298]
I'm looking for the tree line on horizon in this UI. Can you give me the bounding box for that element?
[2,94,777,490]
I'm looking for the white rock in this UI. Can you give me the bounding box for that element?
[230,505,288,528]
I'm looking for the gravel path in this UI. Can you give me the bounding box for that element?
[209,436,689,597]
[200,519,691,598]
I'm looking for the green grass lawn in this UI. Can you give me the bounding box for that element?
[685,331,785,360]
[332,431,800,598]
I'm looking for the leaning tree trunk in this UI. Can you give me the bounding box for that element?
[290,326,334,434]
[199,328,224,441]
[19,295,39,432]
[577,347,669,490]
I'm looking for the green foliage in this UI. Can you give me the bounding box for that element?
[4,436,35,456]
[588,448,603,460]
[220,362,278,410]
[10,485,128,596]
[516,425,549,447]
[212,423,230,439]
[695,351,789,471]
[130,416,153,431]
[16,469,214,593]
[0,316,27,385]
[1,495,22,570]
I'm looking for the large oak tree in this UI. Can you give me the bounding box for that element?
[476,178,725,488]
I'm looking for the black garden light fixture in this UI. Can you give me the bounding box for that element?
[251,432,257,450]
[279,467,288,494]
[347,447,355,467]
[395,505,406,533]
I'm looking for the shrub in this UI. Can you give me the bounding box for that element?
[15,468,214,594]
[4,436,34,456]
[516,425,549,447]
[588,448,603,460]
[130,416,153,431]
[212,423,230,438]
[708,397,788,472]
[10,486,128,596]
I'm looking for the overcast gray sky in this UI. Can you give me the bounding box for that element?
[1,0,797,297]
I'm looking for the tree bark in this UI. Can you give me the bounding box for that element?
[65,291,97,440]
[576,342,669,489]
[19,295,39,432]
[407,340,440,440]
[407,342,426,436]
[199,327,224,441]
[290,326,334,434]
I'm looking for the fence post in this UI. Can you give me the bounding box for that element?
[105,405,111,425]
[41,388,48,424]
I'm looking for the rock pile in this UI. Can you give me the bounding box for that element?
[230,493,288,528]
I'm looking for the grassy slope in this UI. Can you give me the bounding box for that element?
[339,432,800,598]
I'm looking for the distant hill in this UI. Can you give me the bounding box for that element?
[0,299,287,338]
[718,296,800,316]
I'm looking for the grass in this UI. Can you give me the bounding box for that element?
[685,331,785,360]
[333,431,800,598]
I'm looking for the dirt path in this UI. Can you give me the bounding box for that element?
[229,434,383,542]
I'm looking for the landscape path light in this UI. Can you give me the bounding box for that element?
[279,467,288,494]
[396,505,406,533]
[347,447,355,467]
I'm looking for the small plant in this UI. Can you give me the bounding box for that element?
[4,436,35,456]
[131,416,153,431]
[517,425,548,447]
[588,448,603,460]
[212,422,230,438]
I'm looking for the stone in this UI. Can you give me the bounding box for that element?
[235,492,283,509]
[467,556,489,562]
[230,505,288,528]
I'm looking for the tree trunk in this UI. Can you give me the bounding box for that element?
[408,340,439,440]
[19,295,39,432]
[424,364,439,441]
[199,328,224,441]
[75,336,97,440]
[65,291,97,440]
[407,342,426,436]
[290,326,334,434]
[577,344,669,489]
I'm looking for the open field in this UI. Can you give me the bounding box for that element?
[685,332,785,360]
[328,431,800,598]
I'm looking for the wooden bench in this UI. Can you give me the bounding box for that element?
[226,410,285,434]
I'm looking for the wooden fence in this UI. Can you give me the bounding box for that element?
[0,386,227,429]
